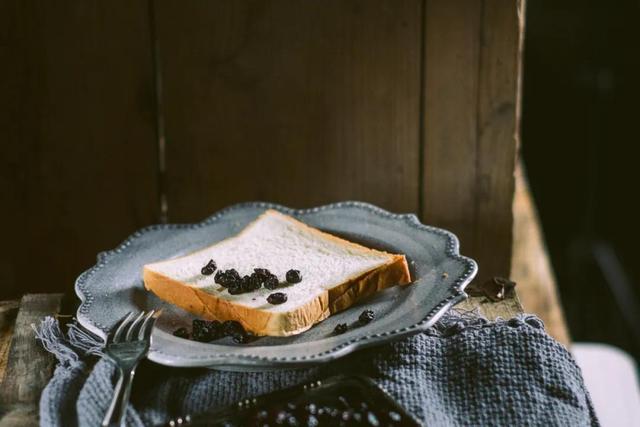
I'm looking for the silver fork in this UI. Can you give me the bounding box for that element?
[102,310,159,427]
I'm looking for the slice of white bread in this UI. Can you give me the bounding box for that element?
[143,209,411,336]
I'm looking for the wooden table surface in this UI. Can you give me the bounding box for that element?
[0,169,570,426]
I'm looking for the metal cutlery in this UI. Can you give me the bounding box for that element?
[102,310,159,427]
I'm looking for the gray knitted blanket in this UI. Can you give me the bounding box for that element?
[36,313,598,427]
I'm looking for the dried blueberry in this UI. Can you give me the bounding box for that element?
[201,259,216,275]
[240,275,253,292]
[267,292,287,305]
[248,273,263,290]
[222,320,245,337]
[359,309,375,324]
[208,320,222,338]
[201,266,215,275]
[213,270,224,285]
[285,269,302,283]
[226,268,240,280]
[228,283,243,295]
[172,327,189,339]
[334,323,348,334]
[214,270,227,286]
[254,268,271,277]
[215,269,241,288]
[191,319,222,342]
[264,275,280,290]
[192,320,212,342]
[192,319,208,330]
[220,269,240,286]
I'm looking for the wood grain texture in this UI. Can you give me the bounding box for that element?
[473,0,522,283]
[155,0,422,222]
[422,0,482,256]
[0,1,159,299]
[0,301,19,331]
[422,0,522,283]
[0,294,62,407]
[0,300,19,384]
[512,164,571,346]
[458,294,523,321]
[0,0,523,303]
[0,405,38,427]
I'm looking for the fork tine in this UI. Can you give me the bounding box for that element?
[124,311,147,342]
[110,312,135,344]
[137,310,157,341]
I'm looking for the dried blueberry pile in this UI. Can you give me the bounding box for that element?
[215,268,241,288]
[205,261,304,305]
[211,266,300,300]
[173,319,253,344]
[243,397,406,426]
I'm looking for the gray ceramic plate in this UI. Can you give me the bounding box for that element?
[75,201,477,370]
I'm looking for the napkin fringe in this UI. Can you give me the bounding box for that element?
[33,316,82,368]
[67,322,105,357]
[33,316,105,369]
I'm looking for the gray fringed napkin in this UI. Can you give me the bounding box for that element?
[35,313,599,427]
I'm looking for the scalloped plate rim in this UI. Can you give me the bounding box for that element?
[74,200,478,369]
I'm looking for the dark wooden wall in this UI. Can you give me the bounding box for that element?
[0,0,523,299]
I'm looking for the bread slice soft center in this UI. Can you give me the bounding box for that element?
[144,209,411,336]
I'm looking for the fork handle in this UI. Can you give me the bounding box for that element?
[102,366,137,427]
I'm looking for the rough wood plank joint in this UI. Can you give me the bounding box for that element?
[0,294,63,408]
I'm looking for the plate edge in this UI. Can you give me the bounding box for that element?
[74,201,479,361]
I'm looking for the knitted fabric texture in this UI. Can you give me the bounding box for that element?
[37,314,599,427]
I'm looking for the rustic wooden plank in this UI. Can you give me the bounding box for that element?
[458,294,523,321]
[0,301,19,331]
[0,405,38,427]
[0,300,19,383]
[473,0,523,282]
[512,164,571,346]
[0,1,159,299]
[0,327,15,385]
[0,294,63,408]
[422,0,483,262]
[155,0,422,221]
[422,0,523,284]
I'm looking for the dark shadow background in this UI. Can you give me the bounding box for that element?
[1,0,637,362]
[523,0,640,360]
